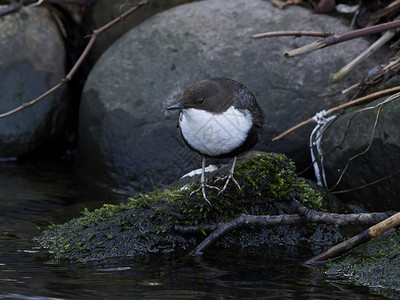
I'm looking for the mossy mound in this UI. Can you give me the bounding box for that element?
[36,152,344,262]
[323,229,400,298]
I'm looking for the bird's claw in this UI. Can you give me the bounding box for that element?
[190,181,219,205]
[215,173,241,195]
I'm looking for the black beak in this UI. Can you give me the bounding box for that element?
[166,102,184,110]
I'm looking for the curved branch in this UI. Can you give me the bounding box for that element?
[192,214,304,255]
[284,19,400,57]
[189,200,395,256]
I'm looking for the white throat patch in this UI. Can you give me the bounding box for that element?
[179,106,252,157]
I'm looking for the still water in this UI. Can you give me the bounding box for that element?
[0,160,383,299]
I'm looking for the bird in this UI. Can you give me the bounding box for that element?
[167,78,265,204]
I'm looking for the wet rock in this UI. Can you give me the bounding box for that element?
[79,0,388,193]
[0,7,67,158]
[322,229,400,298]
[36,152,345,262]
[320,91,400,211]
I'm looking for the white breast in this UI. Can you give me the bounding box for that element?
[179,106,252,157]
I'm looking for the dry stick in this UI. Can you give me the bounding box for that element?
[330,28,398,83]
[331,169,400,195]
[342,56,400,96]
[306,211,400,265]
[272,86,400,141]
[0,0,92,17]
[191,210,394,256]
[368,0,400,23]
[0,0,149,119]
[251,31,333,39]
[0,0,91,5]
[284,19,400,58]
[0,2,22,16]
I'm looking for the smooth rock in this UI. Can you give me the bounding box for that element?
[79,0,388,193]
[89,0,198,63]
[0,7,67,158]
[320,91,400,211]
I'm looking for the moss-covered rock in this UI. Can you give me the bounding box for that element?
[322,229,400,298]
[36,152,345,262]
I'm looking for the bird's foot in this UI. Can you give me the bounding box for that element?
[215,172,241,195]
[190,181,219,205]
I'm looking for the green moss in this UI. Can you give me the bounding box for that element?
[36,152,339,262]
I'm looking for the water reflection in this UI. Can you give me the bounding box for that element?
[0,160,382,299]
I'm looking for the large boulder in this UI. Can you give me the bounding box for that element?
[0,7,67,158]
[79,0,389,193]
[89,0,199,63]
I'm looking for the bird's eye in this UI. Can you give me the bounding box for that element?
[197,97,205,104]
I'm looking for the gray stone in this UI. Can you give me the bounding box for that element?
[0,7,67,157]
[79,0,388,193]
[320,90,400,211]
[89,0,199,63]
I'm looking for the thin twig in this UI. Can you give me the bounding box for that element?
[331,169,400,194]
[0,0,92,5]
[284,19,400,57]
[0,1,22,17]
[272,86,400,141]
[0,0,149,119]
[342,57,400,96]
[327,92,400,192]
[328,105,383,191]
[0,0,92,16]
[330,28,398,83]
[367,0,400,25]
[251,31,333,39]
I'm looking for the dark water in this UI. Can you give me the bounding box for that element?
[0,161,383,299]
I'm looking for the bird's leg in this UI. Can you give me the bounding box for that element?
[190,156,219,205]
[216,156,241,195]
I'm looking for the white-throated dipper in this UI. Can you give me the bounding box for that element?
[167,78,265,204]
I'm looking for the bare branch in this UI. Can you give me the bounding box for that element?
[0,1,22,17]
[251,31,333,39]
[331,169,400,195]
[331,18,400,83]
[192,214,304,255]
[272,86,400,141]
[190,199,395,256]
[0,0,149,119]
[284,19,400,57]
[368,0,400,24]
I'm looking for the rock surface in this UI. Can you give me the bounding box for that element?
[323,229,400,298]
[0,7,67,158]
[79,0,389,193]
[89,0,198,63]
[320,92,400,211]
